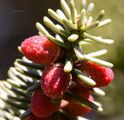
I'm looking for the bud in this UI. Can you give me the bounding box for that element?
[41,64,70,99]
[31,90,60,118]
[21,35,61,64]
[61,86,94,116]
[74,61,114,87]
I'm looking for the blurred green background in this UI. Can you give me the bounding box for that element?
[82,0,124,120]
[0,0,124,120]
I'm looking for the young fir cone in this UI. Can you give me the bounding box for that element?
[73,61,114,87]
[21,35,61,64]
[61,86,94,116]
[41,64,71,99]
[61,95,94,116]
[25,114,52,120]
[31,90,60,118]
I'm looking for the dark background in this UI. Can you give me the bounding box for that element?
[0,0,60,79]
[0,0,124,120]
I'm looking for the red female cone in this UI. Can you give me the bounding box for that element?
[21,35,61,64]
[31,90,60,118]
[41,64,70,99]
[74,61,114,87]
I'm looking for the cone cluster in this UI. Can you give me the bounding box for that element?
[0,0,114,120]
